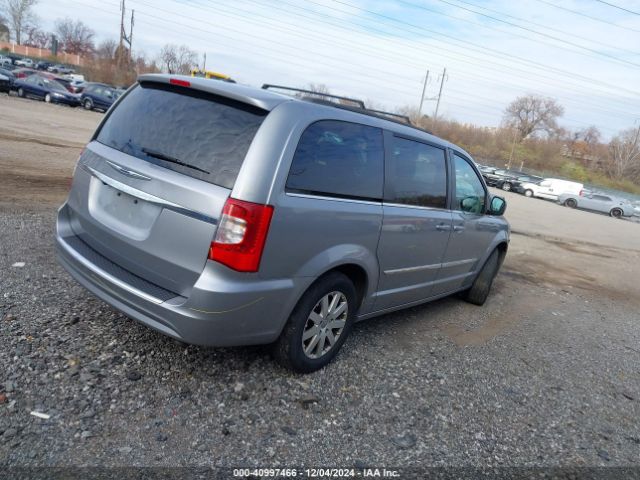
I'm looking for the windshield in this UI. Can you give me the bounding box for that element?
[95,82,268,189]
[44,79,67,92]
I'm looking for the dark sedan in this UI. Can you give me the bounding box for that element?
[14,75,80,106]
[80,83,122,112]
[0,67,15,92]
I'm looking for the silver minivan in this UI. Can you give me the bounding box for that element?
[56,75,509,372]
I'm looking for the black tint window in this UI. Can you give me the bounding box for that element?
[386,137,447,208]
[286,120,384,200]
[454,154,486,214]
[96,83,267,189]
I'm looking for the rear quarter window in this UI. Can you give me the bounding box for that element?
[286,120,384,201]
[95,82,268,189]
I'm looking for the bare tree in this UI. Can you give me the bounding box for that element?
[159,44,197,74]
[1,0,38,44]
[22,23,48,48]
[54,17,95,55]
[95,39,117,61]
[503,94,564,141]
[567,125,602,159]
[608,127,640,180]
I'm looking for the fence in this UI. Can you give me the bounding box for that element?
[0,41,86,66]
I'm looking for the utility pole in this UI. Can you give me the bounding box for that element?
[118,0,125,66]
[418,70,429,116]
[203,52,207,71]
[129,9,135,62]
[433,67,447,121]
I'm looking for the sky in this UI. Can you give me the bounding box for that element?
[33,0,640,139]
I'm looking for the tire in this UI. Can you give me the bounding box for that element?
[83,98,93,110]
[501,182,512,192]
[273,272,357,373]
[463,249,500,306]
[44,93,51,103]
[610,208,623,219]
[18,88,24,98]
[564,198,577,208]
[524,189,533,198]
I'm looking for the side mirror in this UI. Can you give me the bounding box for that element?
[489,196,507,216]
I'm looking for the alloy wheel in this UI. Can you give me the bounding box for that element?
[302,291,348,359]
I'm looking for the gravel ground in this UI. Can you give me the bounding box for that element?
[1,203,639,469]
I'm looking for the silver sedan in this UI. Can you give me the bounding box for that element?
[558,193,635,218]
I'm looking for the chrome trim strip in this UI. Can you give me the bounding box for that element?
[286,192,382,206]
[384,263,440,275]
[106,160,151,180]
[442,258,476,268]
[58,236,164,304]
[86,166,218,225]
[382,202,450,213]
[384,258,476,275]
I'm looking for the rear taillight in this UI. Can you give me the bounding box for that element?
[579,190,584,196]
[208,198,274,272]
[169,78,191,87]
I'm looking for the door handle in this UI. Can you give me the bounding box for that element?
[453,225,465,233]
[435,223,451,232]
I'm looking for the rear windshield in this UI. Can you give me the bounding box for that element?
[95,82,268,189]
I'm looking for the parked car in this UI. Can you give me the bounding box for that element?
[11,68,37,79]
[36,61,53,71]
[558,193,635,218]
[48,64,74,74]
[80,83,122,111]
[520,178,584,200]
[0,67,15,92]
[14,58,34,68]
[55,74,510,372]
[0,55,12,66]
[14,75,81,106]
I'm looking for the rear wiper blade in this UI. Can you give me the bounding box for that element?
[141,147,210,175]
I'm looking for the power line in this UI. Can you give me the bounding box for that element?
[593,0,640,16]
[316,0,640,97]
[446,0,639,56]
[425,0,640,67]
[534,0,640,33]
[232,0,629,115]
[236,0,640,111]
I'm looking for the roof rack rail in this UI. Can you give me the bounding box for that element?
[365,109,412,125]
[261,84,365,109]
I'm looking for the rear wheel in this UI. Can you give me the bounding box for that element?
[564,198,577,208]
[501,182,512,192]
[610,208,623,218]
[463,249,500,306]
[274,272,356,373]
[524,189,533,198]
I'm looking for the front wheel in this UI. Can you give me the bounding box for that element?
[83,98,93,110]
[18,88,24,98]
[274,272,356,373]
[501,182,512,192]
[44,93,51,103]
[462,249,500,306]
[524,189,533,198]
[610,208,623,219]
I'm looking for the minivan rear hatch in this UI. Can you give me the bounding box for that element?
[64,79,269,296]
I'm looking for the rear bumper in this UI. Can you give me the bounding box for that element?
[55,204,306,347]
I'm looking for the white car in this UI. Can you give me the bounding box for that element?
[520,178,584,200]
[0,55,12,66]
[14,58,34,68]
